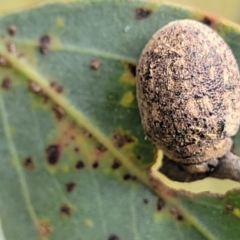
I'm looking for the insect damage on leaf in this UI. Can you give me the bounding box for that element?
[39,34,51,54]
[157,198,165,211]
[65,182,76,192]
[226,204,234,212]
[111,159,121,170]
[52,104,65,120]
[7,24,17,36]
[201,16,215,26]
[112,131,135,148]
[60,203,72,216]
[1,77,11,90]
[46,144,61,165]
[75,160,85,169]
[108,234,120,240]
[170,207,184,221]
[135,7,152,20]
[143,198,149,204]
[22,157,35,169]
[92,161,99,169]
[0,55,11,68]
[127,63,137,77]
[90,59,101,70]
[50,81,63,93]
[37,220,52,238]
[6,42,16,53]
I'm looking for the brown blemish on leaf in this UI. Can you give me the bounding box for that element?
[23,157,35,169]
[65,182,76,192]
[123,173,131,180]
[39,35,51,54]
[95,142,107,155]
[38,220,52,238]
[75,160,84,169]
[131,175,137,181]
[50,81,63,93]
[28,81,49,102]
[108,234,120,240]
[157,197,165,211]
[74,147,79,152]
[143,198,149,204]
[226,204,234,212]
[6,42,16,53]
[170,207,184,221]
[0,55,11,68]
[112,132,134,148]
[92,161,99,169]
[60,203,71,216]
[1,77,11,90]
[201,16,214,26]
[90,59,101,70]
[135,7,152,20]
[127,63,137,77]
[120,63,136,85]
[7,24,17,36]
[52,104,65,120]
[111,159,121,170]
[46,145,60,165]
[81,128,92,138]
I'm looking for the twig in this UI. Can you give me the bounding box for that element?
[159,151,240,182]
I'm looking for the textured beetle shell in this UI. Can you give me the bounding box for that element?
[137,19,240,164]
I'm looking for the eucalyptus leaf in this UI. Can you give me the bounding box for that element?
[0,1,240,239]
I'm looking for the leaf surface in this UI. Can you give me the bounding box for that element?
[0,1,240,239]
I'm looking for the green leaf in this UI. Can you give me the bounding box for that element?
[0,1,240,239]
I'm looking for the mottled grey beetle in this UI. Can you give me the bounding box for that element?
[136,19,240,173]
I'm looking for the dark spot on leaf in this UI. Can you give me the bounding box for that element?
[226,204,234,212]
[111,159,121,170]
[23,157,35,169]
[46,145,60,165]
[81,128,92,138]
[131,175,137,181]
[39,35,51,54]
[74,147,79,152]
[28,81,48,103]
[38,220,52,238]
[143,198,149,204]
[95,143,107,154]
[113,132,134,148]
[157,198,165,211]
[92,161,99,169]
[60,203,71,216]
[90,59,101,70]
[201,17,214,26]
[50,81,63,93]
[52,104,65,120]
[0,55,11,68]
[75,160,84,169]
[127,63,137,77]
[108,234,120,240]
[71,136,75,140]
[123,173,131,180]
[1,77,11,90]
[135,7,152,20]
[65,182,76,192]
[7,24,17,36]
[6,42,16,53]
[170,207,183,221]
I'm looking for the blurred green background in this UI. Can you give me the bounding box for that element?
[1,0,240,24]
[1,0,239,193]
